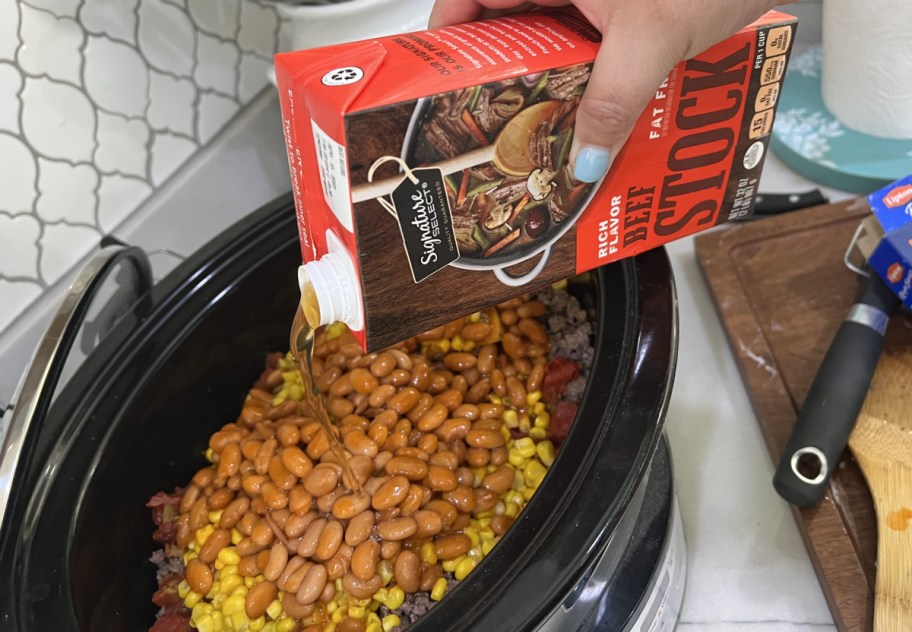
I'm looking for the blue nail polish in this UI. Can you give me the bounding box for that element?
[572,145,611,183]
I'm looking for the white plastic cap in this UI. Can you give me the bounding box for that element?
[298,230,363,331]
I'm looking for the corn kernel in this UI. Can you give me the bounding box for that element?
[195,524,215,546]
[479,527,495,540]
[368,600,380,612]
[326,322,347,340]
[477,516,492,527]
[500,426,511,443]
[514,437,536,458]
[464,526,480,547]
[551,279,568,290]
[534,410,550,428]
[442,558,459,572]
[196,614,217,632]
[481,539,496,555]
[522,487,535,501]
[467,546,483,561]
[533,402,545,415]
[266,599,283,620]
[524,460,547,487]
[324,623,337,632]
[469,312,481,323]
[494,501,505,515]
[205,448,214,463]
[178,580,191,599]
[385,586,405,610]
[218,547,241,566]
[373,588,389,604]
[502,409,519,428]
[420,542,438,565]
[231,528,243,545]
[505,502,519,518]
[222,574,244,595]
[231,611,249,631]
[191,602,213,621]
[528,427,547,440]
[488,394,502,405]
[508,450,525,467]
[367,612,381,625]
[245,576,255,588]
[512,470,525,489]
[349,604,366,619]
[366,624,382,632]
[208,510,223,524]
[430,577,448,602]
[331,607,345,623]
[215,559,225,571]
[526,390,542,406]
[184,590,203,609]
[224,593,246,616]
[377,559,394,586]
[251,615,267,631]
[382,614,402,631]
[327,600,340,615]
[263,623,277,632]
[536,441,555,467]
[277,619,296,632]
[455,557,476,581]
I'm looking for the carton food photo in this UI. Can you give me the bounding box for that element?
[275,7,797,351]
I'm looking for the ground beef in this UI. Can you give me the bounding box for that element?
[150,549,186,586]
[533,284,594,397]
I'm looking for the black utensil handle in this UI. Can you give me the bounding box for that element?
[753,189,827,215]
[773,274,900,508]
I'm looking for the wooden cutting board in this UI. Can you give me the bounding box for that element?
[694,199,912,632]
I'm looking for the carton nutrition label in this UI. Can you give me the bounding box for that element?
[311,119,353,232]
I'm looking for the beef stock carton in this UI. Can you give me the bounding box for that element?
[275,7,797,351]
[864,175,912,310]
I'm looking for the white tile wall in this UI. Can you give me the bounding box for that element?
[0,0,286,334]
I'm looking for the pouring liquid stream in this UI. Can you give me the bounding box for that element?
[290,284,362,493]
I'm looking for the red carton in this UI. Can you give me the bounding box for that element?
[275,7,797,351]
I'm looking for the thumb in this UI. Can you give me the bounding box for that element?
[569,12,682,183]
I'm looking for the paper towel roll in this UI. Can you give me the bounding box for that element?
[821,0,912,139]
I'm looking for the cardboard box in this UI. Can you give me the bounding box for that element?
[275,7,797,350]
[865,175,912,309]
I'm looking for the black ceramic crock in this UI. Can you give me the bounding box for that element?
[0,192,676,632]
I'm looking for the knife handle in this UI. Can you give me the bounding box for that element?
[772,274,900,508]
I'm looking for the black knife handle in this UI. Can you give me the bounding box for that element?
[753,190,827,215]
[772,274,900,508]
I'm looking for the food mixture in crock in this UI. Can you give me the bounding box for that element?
[149,282,593,632]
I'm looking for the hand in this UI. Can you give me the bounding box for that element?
[429,0,789,182]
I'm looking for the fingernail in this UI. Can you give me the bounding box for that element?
[572,145,611,183]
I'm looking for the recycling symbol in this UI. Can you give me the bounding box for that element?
[322,67,364,87]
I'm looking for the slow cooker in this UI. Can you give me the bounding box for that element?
[0,193,684,631]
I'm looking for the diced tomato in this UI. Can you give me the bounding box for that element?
[146,490,182,508]
[149,613,191,632]
[151,574,183,608]
[549,401,578,446]
[541,358,580,403]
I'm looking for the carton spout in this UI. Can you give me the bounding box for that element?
[298,230,364,332]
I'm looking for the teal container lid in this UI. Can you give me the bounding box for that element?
[770,47,912,194]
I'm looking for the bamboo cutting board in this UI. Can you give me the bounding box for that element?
[694,199,912,632]
[848,350,912,632]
